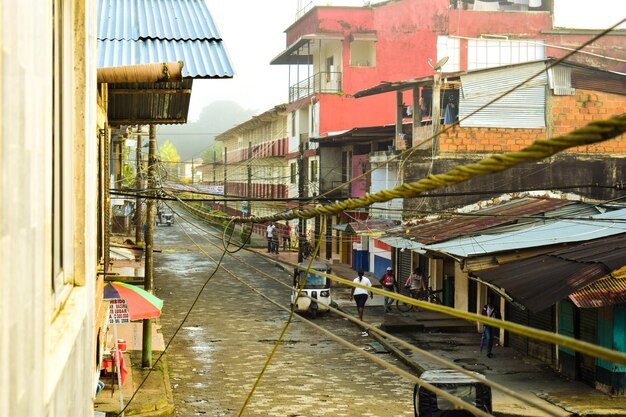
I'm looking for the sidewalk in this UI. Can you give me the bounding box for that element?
[94,322,173,417]
[256,246,626,417]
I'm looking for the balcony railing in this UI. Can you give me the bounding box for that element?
[289,71,342,102]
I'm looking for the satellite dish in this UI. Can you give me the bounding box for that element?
[433,56,449,71]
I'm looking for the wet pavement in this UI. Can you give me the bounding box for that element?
[153,219,419,416]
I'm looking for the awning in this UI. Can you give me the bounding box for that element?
[271,33,344,65]
[569,274,626,308]
[333,223,350,232]
[477,233,626,312]
[378,236,425,253]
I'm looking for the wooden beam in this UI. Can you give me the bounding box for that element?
[109,88,192,95]
[109,118,187,126]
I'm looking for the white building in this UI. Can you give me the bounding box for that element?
[0,0,100,416]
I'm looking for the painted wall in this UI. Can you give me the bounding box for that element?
[0,0,98,416]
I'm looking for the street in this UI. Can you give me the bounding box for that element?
[154,216,416,417]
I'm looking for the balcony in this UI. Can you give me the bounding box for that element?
[289,71,342,102]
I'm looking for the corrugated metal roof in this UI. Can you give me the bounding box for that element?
[348,219,398,235]
[477,233,626,312]
[425,207,626,258]
[570,276,626,309]
[98,0,233,78]
[98,0,222,40]
[378,236,425,252]
[404,197,575,245]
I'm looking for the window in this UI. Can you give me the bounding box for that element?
[310,159,319,182]
[350,40,376,67]
[290,162,297,184]
[436,36,460,72]
[326,56,334,82]
[52,0,74,303]
[291,111,296,137]
[467,39,545,70]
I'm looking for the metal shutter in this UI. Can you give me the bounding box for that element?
[506,303,529,353]
[579,308,598,386]
[528,306,556,365]
[459,61,547,128]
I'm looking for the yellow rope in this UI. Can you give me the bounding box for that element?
[184,114,626,224]
[176,215,493,417]
[176,210,563,417]
[175,199,626,366]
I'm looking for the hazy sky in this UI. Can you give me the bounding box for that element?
[186,1,295,121]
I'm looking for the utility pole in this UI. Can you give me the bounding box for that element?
[135,132,143,244]
[298,143,305,263]
[212,150,216,209]
[142,124,156,368]
[247,141,252,218]
[432,72,442,153]
[223,147,228,213]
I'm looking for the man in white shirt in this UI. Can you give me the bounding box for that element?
[350,270,373,335]
[266,223,274,253]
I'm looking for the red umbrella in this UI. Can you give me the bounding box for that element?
[103,281,163,320]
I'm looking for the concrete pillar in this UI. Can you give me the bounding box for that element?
[477,281,488,332]
[454,262,469,311]
[429,257,443,290]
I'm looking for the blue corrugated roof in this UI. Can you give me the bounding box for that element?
[97,0,233,78]
[424,208,626,258]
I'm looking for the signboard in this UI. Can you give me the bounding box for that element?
[108,298,130,324]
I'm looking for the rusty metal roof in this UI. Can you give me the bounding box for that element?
[405,197,575,245]
[348,219,398,235]
[569,275,626,309]
[477,233,626,312]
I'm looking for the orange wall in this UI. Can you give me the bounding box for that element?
[439,89,626,154]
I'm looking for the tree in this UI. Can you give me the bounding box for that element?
[200,142,224,163]
[158,140,181,181]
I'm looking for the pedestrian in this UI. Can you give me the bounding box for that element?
[266,222,275,253]
[350,270,373,335]
[282,222,292,251]
[404,267,423,299]
[480,296,501,358]
[380,266,396,312]
[272,231,280,254]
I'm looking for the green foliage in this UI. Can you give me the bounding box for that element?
[122,144,136,188]
[200,142,224,163]
[240,225,252,246]
[159,140,181,180]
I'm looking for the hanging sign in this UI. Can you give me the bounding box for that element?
[108,298,130,324]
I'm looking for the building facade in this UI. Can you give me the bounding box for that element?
[0,0,101,415]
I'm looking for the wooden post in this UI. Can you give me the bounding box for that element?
[135,133,143,243]
[142,124,156,368]
[432,73,442,152]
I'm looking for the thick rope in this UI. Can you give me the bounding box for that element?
[185,114,626,224]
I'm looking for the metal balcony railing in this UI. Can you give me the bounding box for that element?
[289,71,342,102]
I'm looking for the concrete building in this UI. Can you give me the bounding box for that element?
[0,0,100,415]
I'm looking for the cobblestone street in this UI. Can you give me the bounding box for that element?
[154,221,416,416]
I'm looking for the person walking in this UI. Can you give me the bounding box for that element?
[404,267,423,299]
[350,270,373,336]
[272,230,280,254]
[282,222,292,252]
[380,267,396,313]
[266,222,275,253]
[480,296,501,358]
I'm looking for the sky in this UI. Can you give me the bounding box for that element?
[186,0,295,121]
